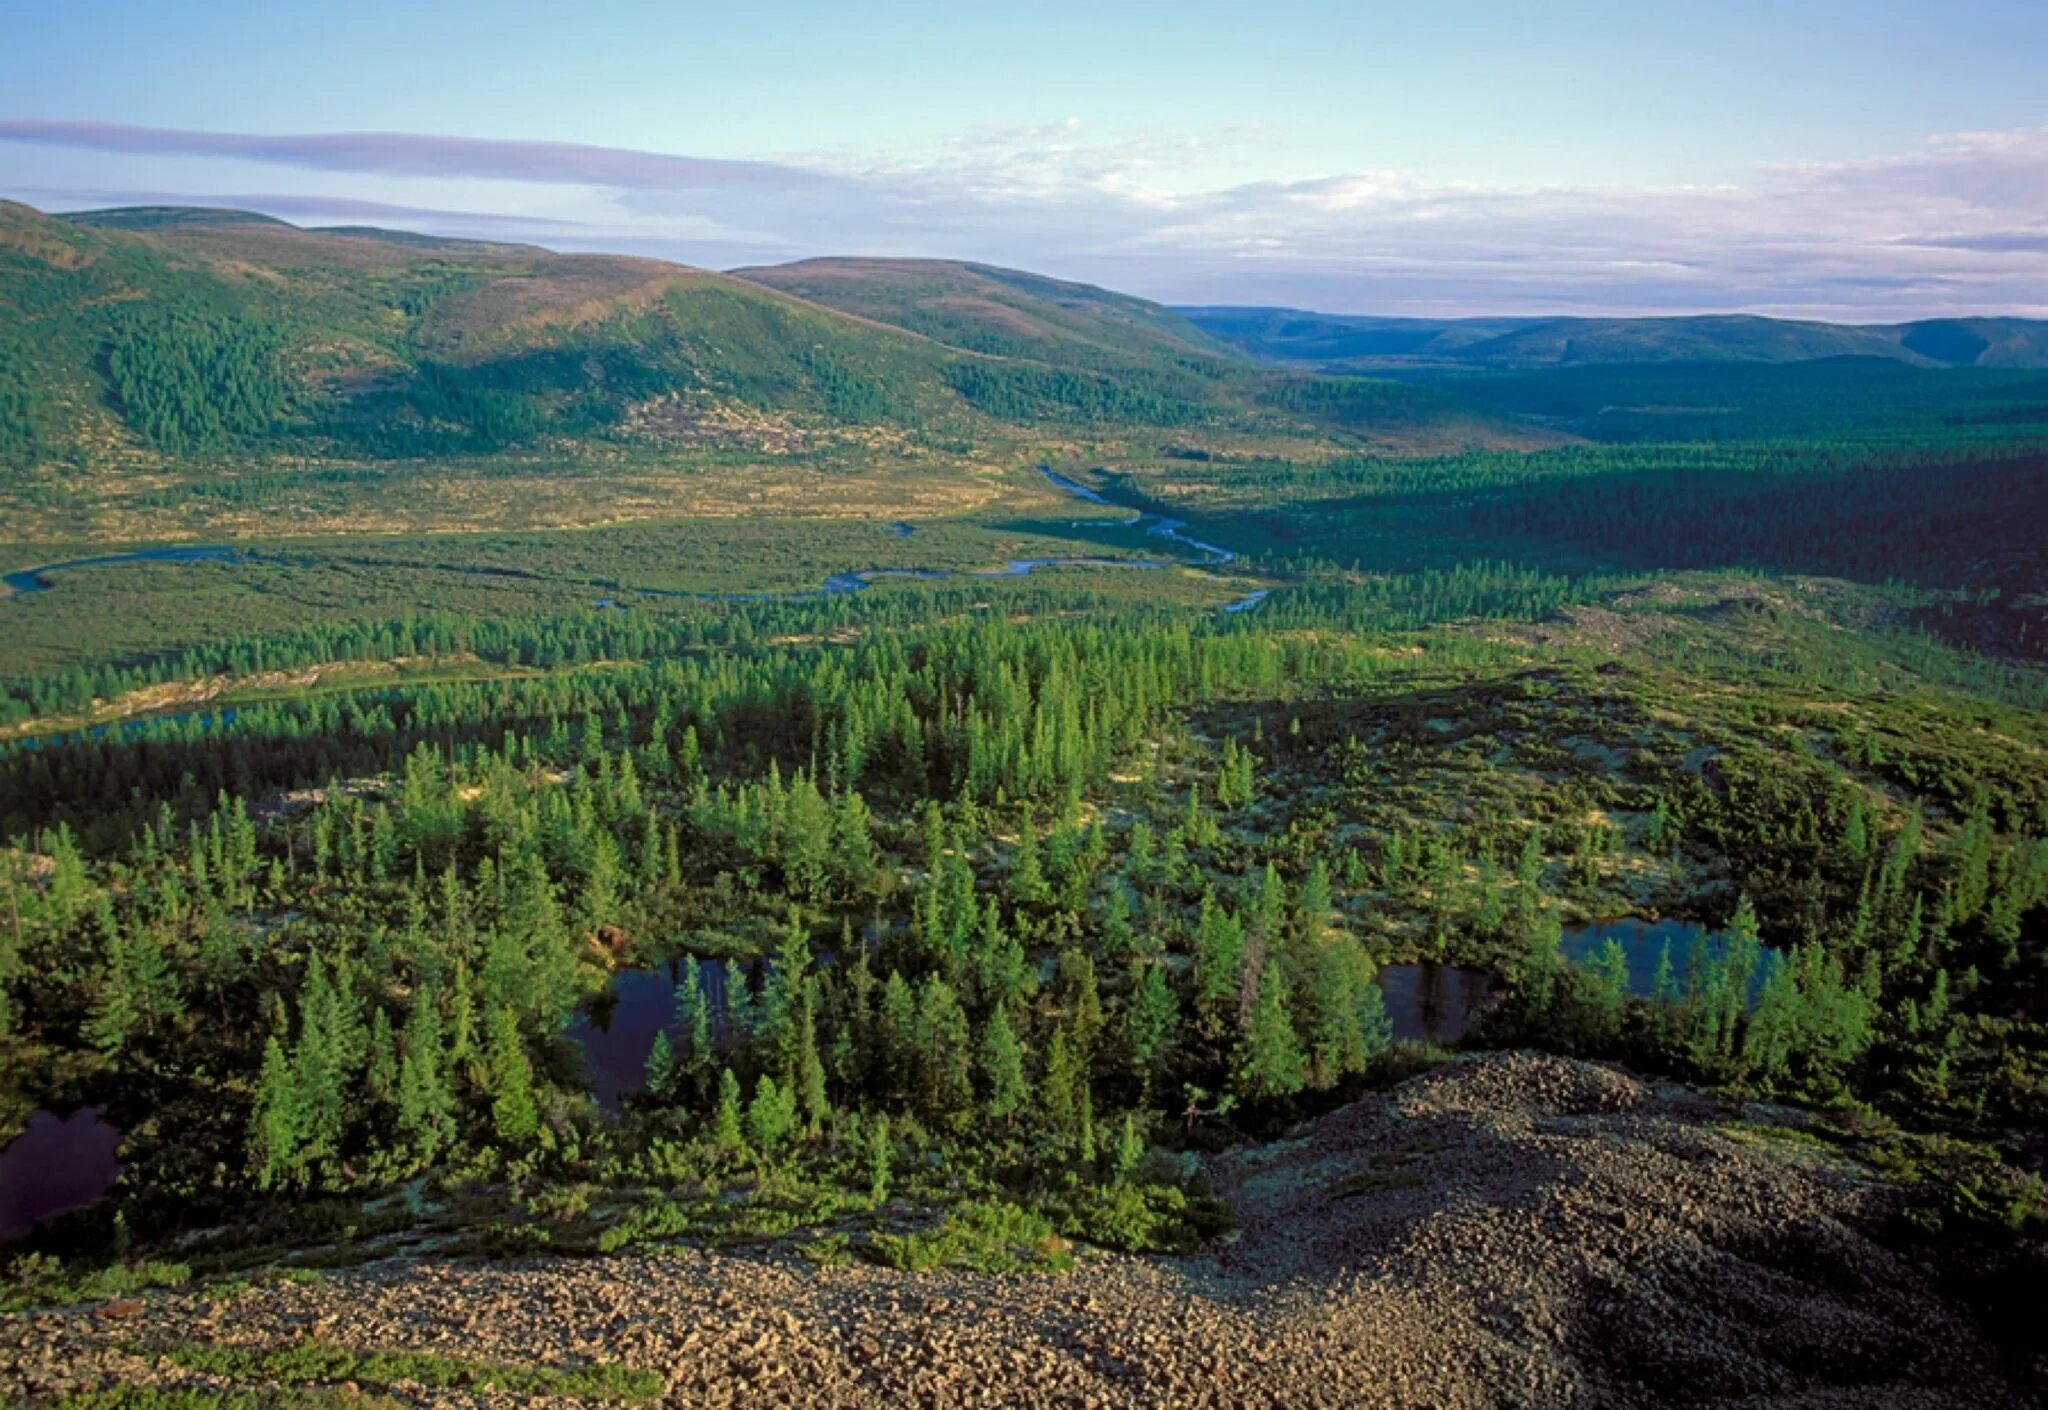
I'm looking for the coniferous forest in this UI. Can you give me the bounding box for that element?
[0,198,2045,1404]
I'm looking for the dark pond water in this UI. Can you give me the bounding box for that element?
[573,953,1501,1108]
[2,545,246,598]
[567,957,760,1111]
[1377,963,1498,1044]
[0,1107,124,1240]
[1558,917,1720,996]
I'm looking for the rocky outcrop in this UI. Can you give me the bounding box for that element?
[3,1052,2034,1407]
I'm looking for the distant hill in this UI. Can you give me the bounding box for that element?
[732,257,1243,377]
[0,203,1536,476]
[0,200,995,469]
[1181,307,2048,370]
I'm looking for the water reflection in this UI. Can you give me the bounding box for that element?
[0,1107,123,1240]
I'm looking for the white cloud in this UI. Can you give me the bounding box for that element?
[5,117,2047,317]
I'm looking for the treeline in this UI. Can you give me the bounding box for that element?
[0,576,1212,725]
[1467,455,2048,591]
[0,614,1347,844]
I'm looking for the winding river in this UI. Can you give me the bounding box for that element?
[1,467,1268,612]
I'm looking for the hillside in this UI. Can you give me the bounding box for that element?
[0,200,978,466]
[732,257,1243,376]
[7,1054,2035,1407]
[1182,306,2048,370]
[0,203,1541,530]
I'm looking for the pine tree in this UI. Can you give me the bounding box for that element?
[747,1074,797,1155]
[1008,816,1050,908]
[1113,1113,1145,1181]
[1125,961,1181,1097]
[794,986,829,1134]
[1192,892,1245,1038]
[1306,935,1386,1087]
[249,1033,306,1190]
[645,1030,677,1101]
[675,959,714,1099]
[760,914,813,1069]
[366,1007,400,1110]
[1235,963,1306,1100]
[486,1004,541,1147]
[396,988,455,1163]
[1039,1025,1085,1145]
[866,1113,892,1204]
[724,959,756,1053]
[1520,905,1561,1014]
[713,1067,746,1151]
[979,1003,1029,1122]
[915,976,974,1120]
[878,969,918,1107]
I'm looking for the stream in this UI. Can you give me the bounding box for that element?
[2,545,247,597]
[1,468,1270,613]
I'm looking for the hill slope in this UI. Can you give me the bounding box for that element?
[6,1054,2033,1407]
[1183,306,2048,370]
[0,203,1546,492]
[732,256,1243,376]
[0,200,982,470]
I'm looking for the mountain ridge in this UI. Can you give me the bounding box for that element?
[1179,305,2048,370]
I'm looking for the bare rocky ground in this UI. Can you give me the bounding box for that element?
[4,1052,2038,1408]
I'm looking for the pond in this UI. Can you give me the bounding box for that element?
[566,957,758,1111]
[0,1107,124,1241]
[1558,917,1719,996]
[1376,963,1498,1044]
[571,954,1503,1108]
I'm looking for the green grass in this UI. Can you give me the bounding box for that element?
[53,1388,394,1409]
[865,1201,1075,1274]
[1,1255,191,1312]
[156,1340,662,1405]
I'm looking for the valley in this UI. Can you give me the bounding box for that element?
[1,201,2045,1409]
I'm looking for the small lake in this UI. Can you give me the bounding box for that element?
[1558,917,1720,996]
[572,953,1501,1107]
[567,957,759,1110]
[1377,963,1498,1044]
[0,1107,124,1241]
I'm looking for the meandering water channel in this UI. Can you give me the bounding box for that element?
[1,468,1268,612]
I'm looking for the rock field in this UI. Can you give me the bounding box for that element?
[4,1052,2036,1408]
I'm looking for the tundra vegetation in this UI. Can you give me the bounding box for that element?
[0,203,2044,1402]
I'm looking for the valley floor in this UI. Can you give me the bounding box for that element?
[4,1052,2032,1409]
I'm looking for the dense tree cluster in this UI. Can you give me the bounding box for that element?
[108,311,295,453]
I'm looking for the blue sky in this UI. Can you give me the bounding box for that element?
[5,0,2046,316]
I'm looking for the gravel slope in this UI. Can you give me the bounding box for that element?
[4,1052,2036,1408]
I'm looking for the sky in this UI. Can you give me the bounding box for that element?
[4,0,2046,318]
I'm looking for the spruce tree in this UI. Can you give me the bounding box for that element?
[1235,964,1306,1100]
[1125,961,1181,1097]
[712,1067,746,1151]
[645,1030,677,1101]
[396,989,455,1163]
[979,1003,1029,1123]
[486,1004,541,1147]
[250,1033,306,1190]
